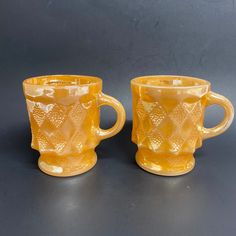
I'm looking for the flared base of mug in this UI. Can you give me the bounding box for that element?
[38,150,97,177]
[135,149,195,176]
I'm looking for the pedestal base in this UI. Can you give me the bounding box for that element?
[135,149,195,176]
[38,150,97,177]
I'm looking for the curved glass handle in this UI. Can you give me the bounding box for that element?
[97,93,126,140]
[202,91,234,139]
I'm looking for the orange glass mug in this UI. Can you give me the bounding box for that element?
[131,75,234,176]
[23,75,126,177]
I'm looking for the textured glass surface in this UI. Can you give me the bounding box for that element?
[23,75,126,177]
[131,75,234,176]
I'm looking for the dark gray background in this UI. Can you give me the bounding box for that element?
[0,0,236,235]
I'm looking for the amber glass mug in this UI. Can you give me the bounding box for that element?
[131,75,234,176]
[23,75,126,177]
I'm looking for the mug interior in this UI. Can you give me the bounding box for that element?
[131,75,210,88]
[23,75,102,87]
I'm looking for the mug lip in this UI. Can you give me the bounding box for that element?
[131,75,211,89]
[23,74,103,87]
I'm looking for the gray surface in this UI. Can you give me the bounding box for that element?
[0,0,236,235]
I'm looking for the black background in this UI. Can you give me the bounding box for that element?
[0,0,236,235]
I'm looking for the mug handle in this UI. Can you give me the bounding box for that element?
[97,93,126,140]
[202,91,234,139]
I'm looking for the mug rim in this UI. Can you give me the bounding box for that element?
[131,75,211,89]
[23,74,102,88]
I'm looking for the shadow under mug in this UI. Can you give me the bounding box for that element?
[23,75,126,177]
[131,75,234,176]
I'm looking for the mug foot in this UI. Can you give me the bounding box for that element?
[38,150,97,177]
[135,149,195,176]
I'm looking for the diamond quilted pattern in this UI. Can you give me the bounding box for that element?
[37,130,53,151]
[27,98,96,155]
[47,104,66,128]
[69,102,87,127]
[169,133,185,152]
[149,103,166,126]
[185,102,202,124]
[136,100,147,120]
[169,103,188,125]
[134,98,203,154]
[147,129,164,151]
[31,103,46,127]
[49,130,67,152]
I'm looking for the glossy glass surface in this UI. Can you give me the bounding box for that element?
[131,75,234,176]
[23,75,126,177]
